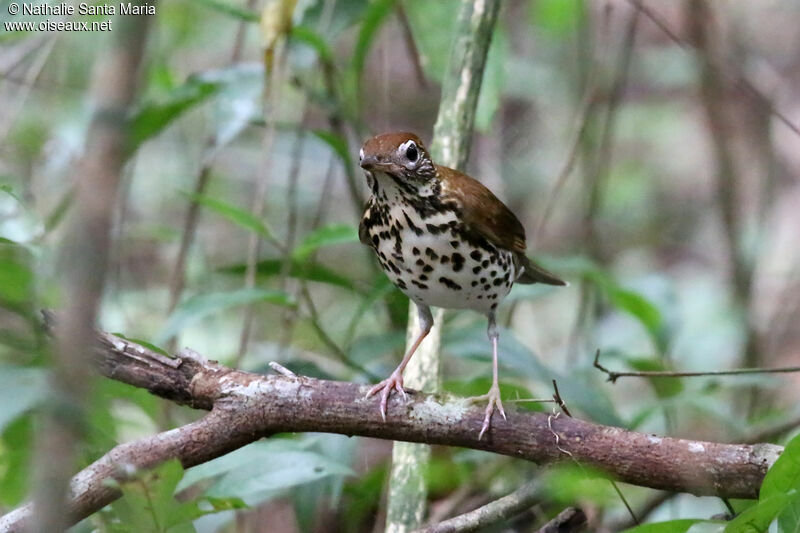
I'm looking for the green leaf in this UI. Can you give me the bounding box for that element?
[0,416,34,507]
[541,464,616,507]
[291,26,334,64]
[158,288,294,343]
[531,0,585,36]
[181,192,275,239]
[0,367,46,432]
[724,492,800,533]
[581,264,668,353]
[352,0,396,81]
[218,258,358,292]
[0,244,34,305]
[179,440,353,506]
[442,322,624,426]
[292,224,359,261]
[103,459,241,533]
[312,130,350,167]
[761,432,800,500]
[625,356,684,398]
[623,520,710,533]
[129,75,222,152]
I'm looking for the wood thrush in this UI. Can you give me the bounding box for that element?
[358,132,566,439]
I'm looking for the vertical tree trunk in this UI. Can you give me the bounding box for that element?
[385,1,502,531]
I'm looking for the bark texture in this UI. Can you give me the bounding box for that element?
[0,325,781,532]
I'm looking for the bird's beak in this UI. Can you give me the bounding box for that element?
[360,155,381,171]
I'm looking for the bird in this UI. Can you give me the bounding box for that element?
[358,132,566,439]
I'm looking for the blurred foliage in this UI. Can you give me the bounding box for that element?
[1,0,800,531]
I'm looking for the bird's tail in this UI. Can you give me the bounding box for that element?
[516,255,567,286]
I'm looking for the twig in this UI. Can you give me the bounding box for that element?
[551,379,572,417]
[533,78,598,245]
[412,480,540,533]
[593,349,800,383]
[535,507,587,533]
[609,481,638,527]
[395,2,428,89]
[269,361,296,377]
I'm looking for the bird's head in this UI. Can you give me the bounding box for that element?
[359,132,437,193]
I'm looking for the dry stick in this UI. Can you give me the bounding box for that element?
[593,349,800,383]
[29,13,151,533]
[535,508,587,533]
[626,0,800,138]
[411,480,540,533]
[1,328,781,532]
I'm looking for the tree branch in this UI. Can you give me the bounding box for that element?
[0,325,783,532]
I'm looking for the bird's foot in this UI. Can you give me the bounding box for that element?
[366,372,407,422]
[470,384,506,440]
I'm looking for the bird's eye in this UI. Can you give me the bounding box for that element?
[359,148,364,161]
[405,143,418,162]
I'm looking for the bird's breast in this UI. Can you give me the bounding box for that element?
[364,198,516,313]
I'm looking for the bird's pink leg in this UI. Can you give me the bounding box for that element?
[479,312,505,440]
[367,304,433,421]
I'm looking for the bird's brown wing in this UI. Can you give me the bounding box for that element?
[440,166,565,286]
[439,165,528,253]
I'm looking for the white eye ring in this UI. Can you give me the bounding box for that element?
[359,148,364,160]
[398,140,419,167]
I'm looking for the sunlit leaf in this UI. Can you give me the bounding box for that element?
[724,492,800,533]
[531,0,585,36]
[0,244,34,305]
[761,432,800,500]
[0,417,33,507]
[158,288,294,343]
[761,432,800,531]
[292,224,359,261]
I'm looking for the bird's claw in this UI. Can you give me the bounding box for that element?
[477,385,506,440]
[366,372,406,421]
